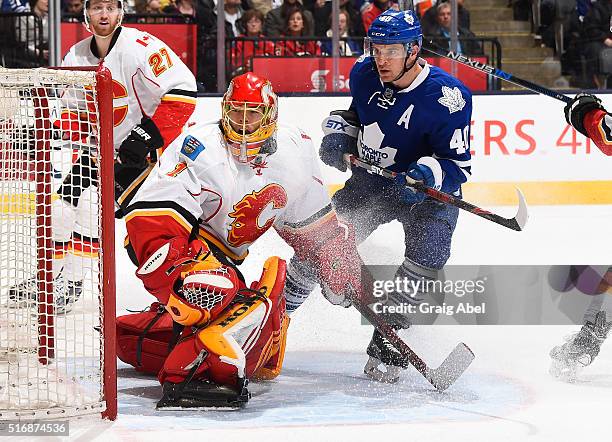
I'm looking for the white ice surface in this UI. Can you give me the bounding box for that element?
[63,205,612,441]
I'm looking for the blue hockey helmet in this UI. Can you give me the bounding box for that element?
[364,9,423,57]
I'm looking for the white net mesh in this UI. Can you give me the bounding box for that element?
[0,68,110,419]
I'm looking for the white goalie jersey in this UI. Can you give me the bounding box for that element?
[61,26,197,150]
[125,122,334,262]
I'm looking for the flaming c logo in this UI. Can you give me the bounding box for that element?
[83,80,128,127]
[228,184,288,247]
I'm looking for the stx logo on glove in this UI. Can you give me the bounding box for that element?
[325,119,350,132]
[369,165,384,176]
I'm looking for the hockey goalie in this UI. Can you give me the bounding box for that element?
[117,73,370,409]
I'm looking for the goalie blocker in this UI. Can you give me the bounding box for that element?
[117,247,289,409]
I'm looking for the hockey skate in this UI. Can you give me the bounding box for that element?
[549,311,612,382]
[7,274,83,315]
[157,377,250,410]
[54,279,83,315]
[364,329,410,383]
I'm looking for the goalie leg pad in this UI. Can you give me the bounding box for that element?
[116,302,182,375]
[159,257,288,392]
[252,314,290,381]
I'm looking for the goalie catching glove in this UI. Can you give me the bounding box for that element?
[118,117,164,168]
[135,237,241,327]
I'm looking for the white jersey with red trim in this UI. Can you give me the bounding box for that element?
[61,26,197,150]
[127,122,333,262]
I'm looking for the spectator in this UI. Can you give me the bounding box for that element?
[19,0,47,63]
[423,1,482,56]
[64,0,83,13]
[197,0,244,37]
[196,0,246,91]
[582,0,612,88]
[321,8,361,56]
[62,0,83,20]
[264,0,314,37]
[361,0,397,32]
[415,0,434,17]
[134,0,161,13]
[163,0,196,19]
[312,0,364,37]
[421,0,470,35]
[231,8,274,73]
[1,0,30,12]
[134,0,166,22]
[249,0,281,16]
[219,0,245,35]
[275,7,320,55]
[577,0,596,18]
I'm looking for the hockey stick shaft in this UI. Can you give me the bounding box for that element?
[422,39,572,104]
[345,154,528,231]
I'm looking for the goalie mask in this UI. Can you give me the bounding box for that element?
[84,0,124,39]
[221,72,278,164]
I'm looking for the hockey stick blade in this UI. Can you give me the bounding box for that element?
[509,188,529,231]
[344,154,529,231]
[425,343,475,392]
[346,286,474,391]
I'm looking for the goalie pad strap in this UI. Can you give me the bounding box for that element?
[137,304,167,367]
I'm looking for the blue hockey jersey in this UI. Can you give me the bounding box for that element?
[349,57,472,194]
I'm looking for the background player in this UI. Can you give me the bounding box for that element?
[8,0,197,313]
[547,97,612,380]
[565,93,612,156]
[314,9,472,383]
[120,72,368,407]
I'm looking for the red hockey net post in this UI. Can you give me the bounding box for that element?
[0,66,116,420]
[96,66,117,421]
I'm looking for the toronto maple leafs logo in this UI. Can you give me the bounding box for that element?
[358,123,397,168]
[438,86,466,114]
[404,11,414,25]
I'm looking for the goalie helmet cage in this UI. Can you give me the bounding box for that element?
[0,66,116,420]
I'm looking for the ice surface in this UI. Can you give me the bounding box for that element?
[64,205,612,441]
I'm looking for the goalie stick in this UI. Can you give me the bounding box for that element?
[344,154,529,231]
[422,39,571,104]
[345,284,475,391]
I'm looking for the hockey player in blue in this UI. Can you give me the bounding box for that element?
[319,9,472,383]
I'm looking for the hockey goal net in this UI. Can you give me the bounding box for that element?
[0,66,116,419]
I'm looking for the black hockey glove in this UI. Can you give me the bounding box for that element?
[118,117,164,168]
[320,109,360,172]
[564,93,605,137]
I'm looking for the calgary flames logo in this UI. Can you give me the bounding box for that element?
[228,184,288,248]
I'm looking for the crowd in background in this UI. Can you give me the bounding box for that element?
[0,0,483,80]
[4,0,611,91]
[508,0,612,88]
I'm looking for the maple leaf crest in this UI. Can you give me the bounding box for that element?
[437,86,466,114]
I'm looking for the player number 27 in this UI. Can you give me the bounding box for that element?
[449,126,470,154]
[148,48,174,77]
